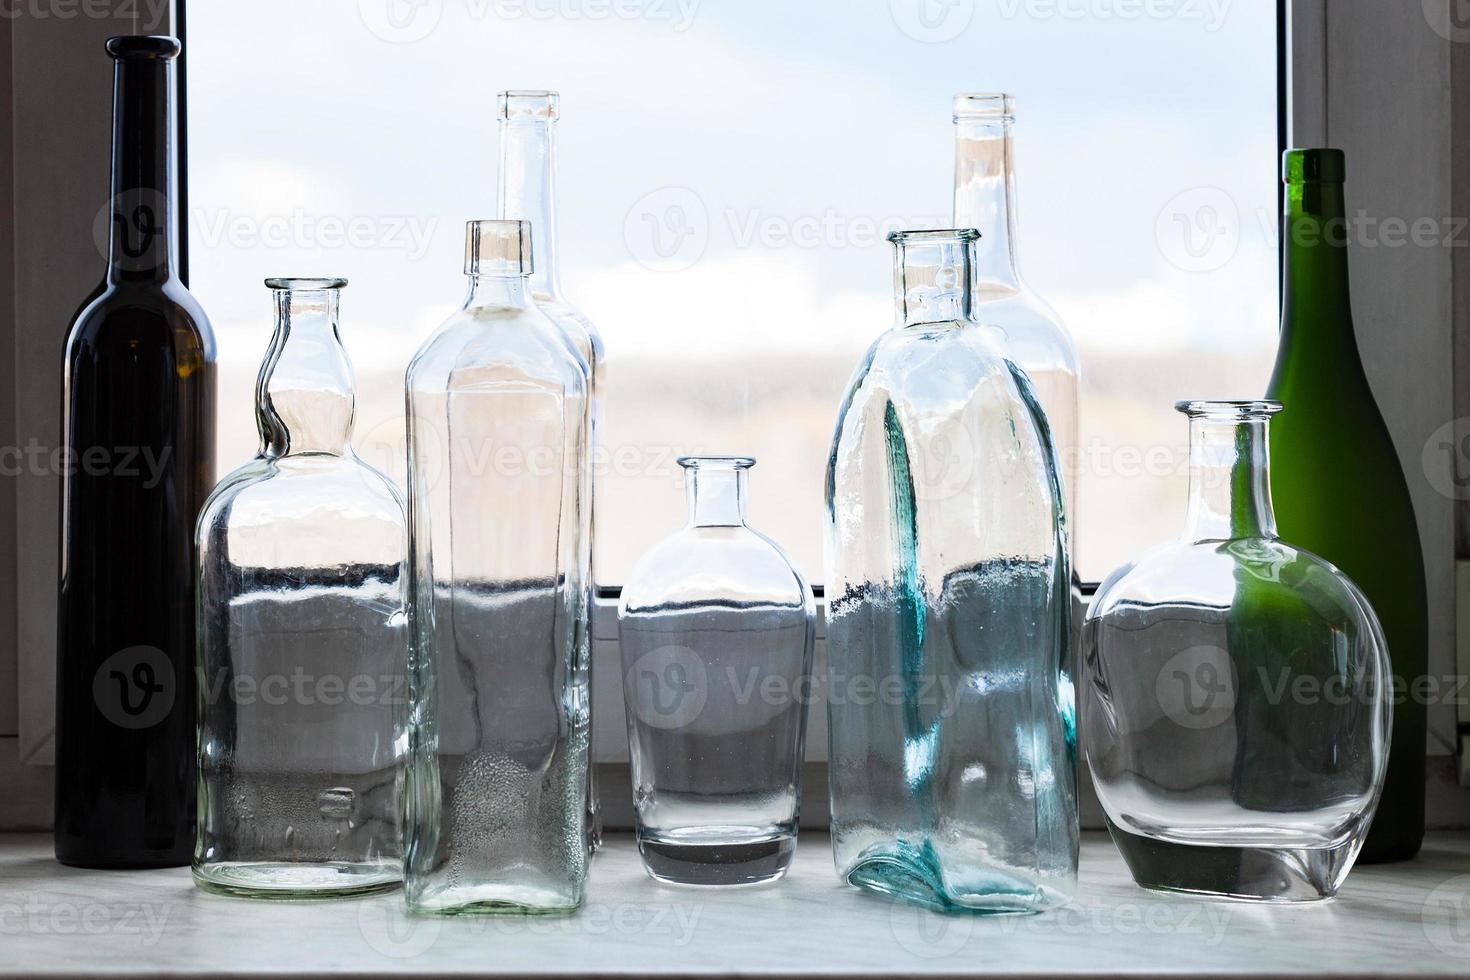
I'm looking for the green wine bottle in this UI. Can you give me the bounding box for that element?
[1266,148,1427,863]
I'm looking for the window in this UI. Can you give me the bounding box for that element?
[185,0,1279,584]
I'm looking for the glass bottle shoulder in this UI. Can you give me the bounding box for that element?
[972,285,1079,377]
[407,303,587,396]
[533,293,603,377]
[839,319,1026,417]
[66,278,217,365]
[1087,534,1376,630]
[620,524,811,617]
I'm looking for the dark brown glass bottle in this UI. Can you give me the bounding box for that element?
[55,36,215,869]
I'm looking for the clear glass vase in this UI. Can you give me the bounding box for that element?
[403,220,591,916]
[497,90,606,854]
[193,278,407,899]
[1083,400,1391,902]
[824,229,1077,915]
[618,457,814,886]
[953,94,1080,569]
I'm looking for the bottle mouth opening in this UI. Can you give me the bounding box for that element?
[1176,400,1283,421]
[678,456,757,471]
[888,228,982,246]
[953,93,1015,121]
[465,220,534,277]
[1283,148,1346,184]
[499,90,560,121]
[106,35,181,61]
[265,277,348,292]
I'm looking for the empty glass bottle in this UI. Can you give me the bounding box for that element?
[1083,400,1390,902]
[497,90,606,854]
[952,93,1080,568]
[194,278,407,899]
[403,220,591,915]
[824,229,1077,914]
[618,457,814,886]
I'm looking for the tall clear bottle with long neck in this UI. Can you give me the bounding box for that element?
[498,90,605,852]
[403,220,591,915]
[56,36,215,869]
[953,93,1080,567]
[194,279,407,899]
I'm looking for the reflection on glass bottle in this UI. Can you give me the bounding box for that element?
[194,279,407,899]
[403,220,591,915]
[497,90,606,854]
[1266,149,1426,864]
[952,93,1080,567]
[57,36,215,869]
[825,229,1076,914]
[1084,401,1390,902]
[618,457,814,886]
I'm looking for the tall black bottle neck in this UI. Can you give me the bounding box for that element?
[106,40,181,285]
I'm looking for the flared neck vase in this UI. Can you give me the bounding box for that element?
[258,278,355,459]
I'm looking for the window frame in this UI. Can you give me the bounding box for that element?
[4,0,1464,829]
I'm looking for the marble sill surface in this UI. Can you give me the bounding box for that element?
[2,831,1470,977]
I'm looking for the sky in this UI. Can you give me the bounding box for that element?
[185,0,1280,579]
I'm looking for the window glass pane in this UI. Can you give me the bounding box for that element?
[187,0,1278,583]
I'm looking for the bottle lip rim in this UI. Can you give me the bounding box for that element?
[888,228,982,245]
[265,277,348,291]
[1176,400,1283,419]
[106,35,181,60]
[678,456,757,471]
[1283,148,1346,183]
[499,90,560,120]
[953,93,1015,120]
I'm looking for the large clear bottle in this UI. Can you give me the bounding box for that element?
[953,94,1080,566]
[824,229,1077,914]
[403,220,591,915]
[497,90,606,853]
[193,279,407,899]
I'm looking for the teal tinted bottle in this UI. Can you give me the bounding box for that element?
[1266,149,1427,863]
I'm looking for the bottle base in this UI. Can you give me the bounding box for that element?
[1107,820,1359,902]
[406,886,584,917]
[637,830,795,886]
[843,845,1065,916]
[192,862,402,900]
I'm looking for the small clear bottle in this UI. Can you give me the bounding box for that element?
[403,220,591,915]
[953,94,1081,563]
[497,90,606,853]
[1084,401,1391,902]
[194,278,407,899]
[825,229,1077,914]
[618,457,814,886]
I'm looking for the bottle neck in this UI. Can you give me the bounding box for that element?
[258,289,354,457]
[894,237,975,327]
[497,117,561,299]
[107,55,178,284]
[686,466,748,528]
[953,116,1021,293]
[1279,180,1358,360]
[464,273,532,310]
[1182,417,1277,542]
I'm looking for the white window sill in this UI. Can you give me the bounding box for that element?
[1,831,1467,977]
